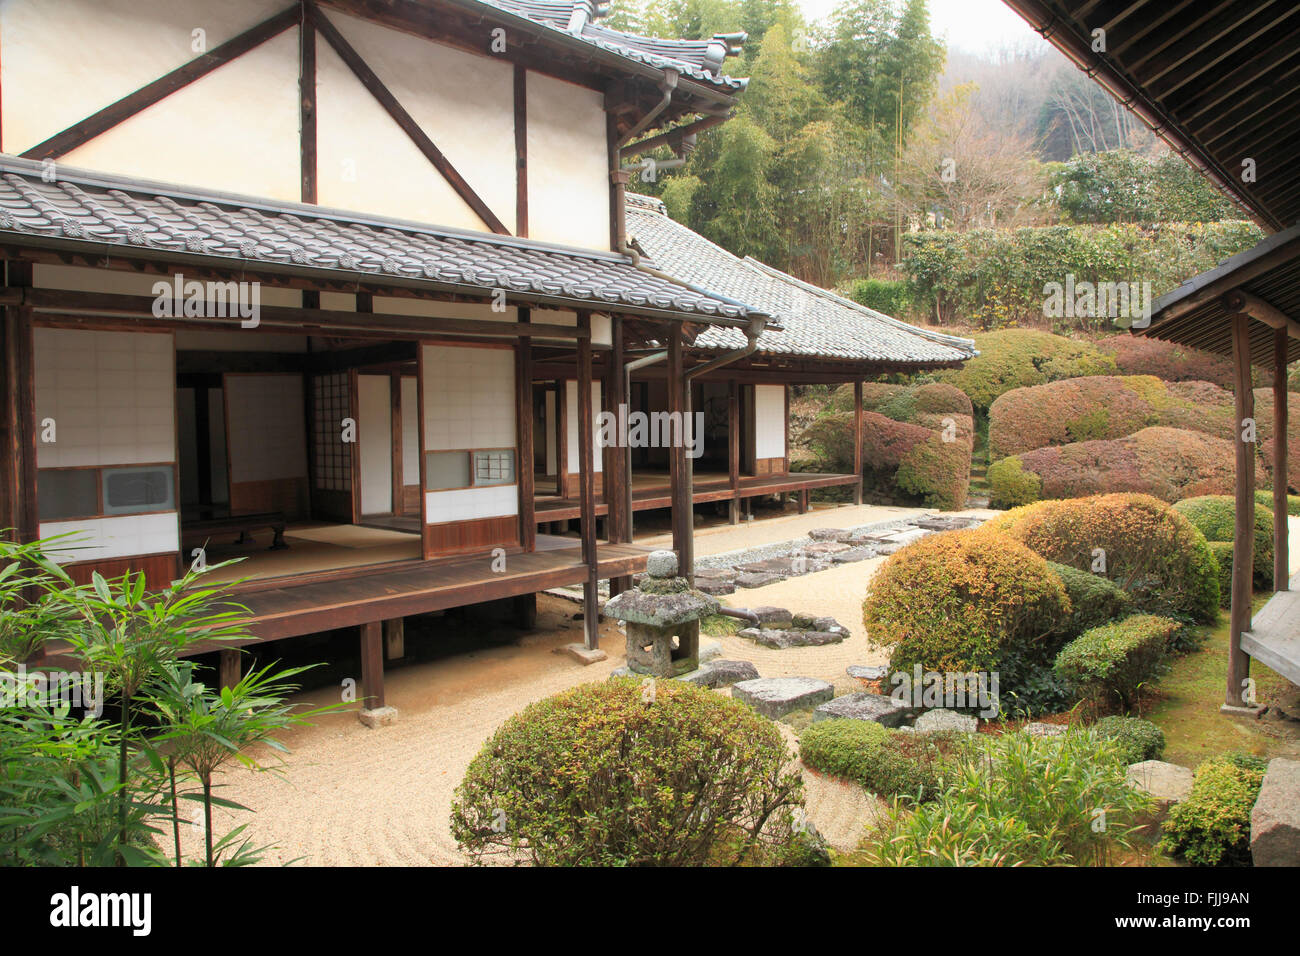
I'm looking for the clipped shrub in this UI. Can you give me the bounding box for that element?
[1207,541,1235,609]
[450,679,806,866]
[988,456,1043,508]
[1048,561,1132,637]
[1093,715,1166,763]
[1097,335,1241,388]
[895,430,971,510]
[1054,614,1179,711]
[863,529,1070,678]
[998,426,1247,505]
[986,493,1220,621]
[1160,754,1266,866]
[989,375,1162,459]
[931,329,1116,410]
[1172,495,1273,590]
[847,277,911,317]
[864,728,1152,866]
[798,719,956,803]
[1255,489,1300,516]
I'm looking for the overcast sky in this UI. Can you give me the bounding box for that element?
[795,0,1049,58]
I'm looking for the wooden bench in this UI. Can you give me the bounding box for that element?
[182,511,288,551]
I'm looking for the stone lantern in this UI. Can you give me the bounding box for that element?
[604,550,720,677]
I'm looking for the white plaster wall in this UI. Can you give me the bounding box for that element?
[565,379,603,474]
[40,513,180,564]
[34,329,175,468]
[526,72,611,250]
[421,344,516,523]
[357,373,392,515]
[224,374,307,482]
[754,384,786,460]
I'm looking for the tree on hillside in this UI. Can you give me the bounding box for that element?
[1051,150,1239,223]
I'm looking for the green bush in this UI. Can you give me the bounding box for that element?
[864,728,1152,866]
[847,277,911,317]
[1054,614,1179,712]
[931,329,1117,410]
[798,719,957,803]
[1207,541,1234,609]
[987,456,1042,507]
[1093,715,1165,763]
[864,529,1070,679]
[1049,562,1132,637]
[1173,495,1274,590]
[985,493,1221,622]
[1255,489,1300,516]
[1160,754,1266,866]
[450,678,807,866]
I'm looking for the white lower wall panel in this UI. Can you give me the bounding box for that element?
[40,513,180,564]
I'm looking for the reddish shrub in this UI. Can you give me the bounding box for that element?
[1097,336,1273,388]
[988,376,1161,458]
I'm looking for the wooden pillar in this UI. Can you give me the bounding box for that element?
[668,329,693,584]
[728,380,740,525]
[1,263,37,545]
[1274,328,1288,591]
[607,318,633,596]
[1227,314,1255,708]
[218,649,241,690]
[516,309,536,552]
[390,370,403,516]
[577,313,600,650]
[384,617,404,660]
[360,620,385,710]
[798,489,810,514]
[512,592,537,629]
[556,376,569,500]
[853,380,864,506]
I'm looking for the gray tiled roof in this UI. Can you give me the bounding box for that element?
[0,159,765,325]
[625,195,977,365]
[480,1,748,89]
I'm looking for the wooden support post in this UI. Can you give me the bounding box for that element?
[577,313,600,650]
[607,317,632,596]
[853,380,864,506]
[1,262,36,545]
[360,621,385,710]
[668,329,693,584]
[516,309,536,552]
[513,592,537,629]
[799,489,810,514]
[384,617,404,660]
[1227,314,1255,708]
[218,649,241,690]
[556,377,568,501]
[390,370,403,516]
[1274,328,1288,591]
[728,380,740,525]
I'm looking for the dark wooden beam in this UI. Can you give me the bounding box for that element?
[300,2,319,204]
[853,379,864,506]
[1228,313,1254,708]
[310,4,511,236]
[576,313,599,650]
[359,620,385,709]
[1275,327,1289,591]
[21,6,301,160]
[516,309,536,552]
[514,65,528,238]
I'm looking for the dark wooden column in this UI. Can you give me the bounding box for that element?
[728,380,740,524]
[390,370,403,516]
[606,317,632,596]
[1274,328,1289,591]
[556,376,569,502]
[515,309,536,552]
[218,649,241,690]
[853,380,864,506]
[360,620,385,710]
[300,5,317,204]
[1228,314,1255,708]
[577,313,600,649]
[1,262,37,544]
[669,328,693,583]
[384,617,405,660]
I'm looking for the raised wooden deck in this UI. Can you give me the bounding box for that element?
[534,471,859,523]
[1241,574,1300,686]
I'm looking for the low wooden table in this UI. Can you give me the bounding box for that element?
[182,511,288,551]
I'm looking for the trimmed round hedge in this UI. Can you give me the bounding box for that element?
[1093,715,1165,763]
[863,528,1070,676]
[798,719,955,803]
[450,678,807,866]
[932,329,1116,410]
[1048,561,1131,637]
[1053,614,1180,712]
[1172,494,1274,592]
[984,493,1220,622]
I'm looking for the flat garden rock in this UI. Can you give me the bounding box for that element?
[812,692,908,727]
[737,627,846,649]
[678,659,760,688]
[733,677,834,719]
[914,708,978,733]
[915,516,978,532]
[847,664,888,682]
[751,606,793,628]
[1251,758,1300,867]
[831,547,877,563]
[1126,760,1194,807]
[696,580,736,596]
[802,541,851,557]
[735,571,785,589]
[808,528,850,542]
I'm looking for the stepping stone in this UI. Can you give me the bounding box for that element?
[735,571,784,589]
[812,692,908,727]
[808,528,850,542]
[735,557,795,574]
[874,542,905,556]
[831,547,877,563]
[915,516,977,532]
[696,580,736,596]
[751,606,794,628]
[1126,760,1194,808]
[694,567,736,582]
[802,541,850,557]
[914,708,978,733]
[1251,758,1300,866]
[732,677,834,719]
[559,643,608,665]
[677,659,760,688]
[737,628,846,649]
[847,664,888,682]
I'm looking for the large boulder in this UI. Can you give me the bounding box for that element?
[732,677,834,719]
[914,708,978,734]
[812,692,908,727]
[1251,758,1300,867]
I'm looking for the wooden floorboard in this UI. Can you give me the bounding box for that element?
[1242,584,1300,686]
